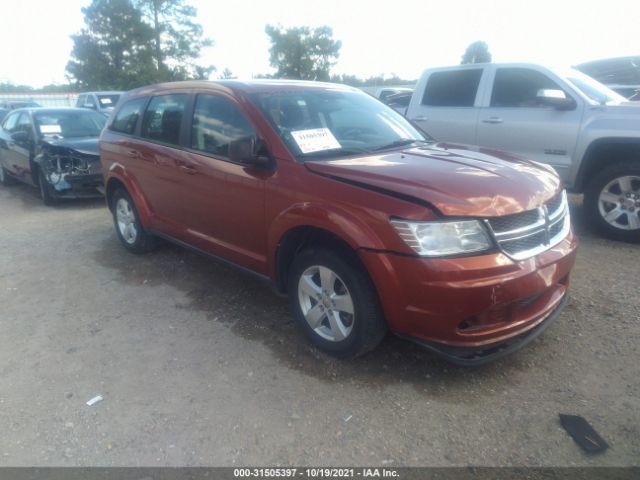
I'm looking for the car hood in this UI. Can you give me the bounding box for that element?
[304,142,561,217]
[42,137,99,157]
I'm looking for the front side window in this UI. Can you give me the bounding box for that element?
[15,113,32,135]
[111,98,147,135]
[191,94,256,158]
[422,69,483,107]
[250,88,427,161]
[141,94,188,146]
[491,68,565,108]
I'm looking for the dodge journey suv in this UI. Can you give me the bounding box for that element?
[100,80,578,365]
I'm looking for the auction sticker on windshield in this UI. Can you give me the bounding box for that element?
[291,128,341,154]
[40,125,62,134]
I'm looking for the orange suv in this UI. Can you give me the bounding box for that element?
[99,80,578,365]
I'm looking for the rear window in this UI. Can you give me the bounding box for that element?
[111,98,147,135]
[422,69,483,107]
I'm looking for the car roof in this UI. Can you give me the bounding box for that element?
[124,79,360,99]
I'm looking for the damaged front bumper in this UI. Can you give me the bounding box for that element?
[39,151,103,198]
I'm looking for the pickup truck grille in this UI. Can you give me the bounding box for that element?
[486,191,570,261]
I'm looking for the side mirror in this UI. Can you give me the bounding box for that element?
[10,131,29,143]
[536,89,576,110]
[228,136,272,168]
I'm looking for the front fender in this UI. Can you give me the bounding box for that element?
[267,201,390,277]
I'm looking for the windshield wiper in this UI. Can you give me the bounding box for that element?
[371,138,431,152]
[301,147,371,159]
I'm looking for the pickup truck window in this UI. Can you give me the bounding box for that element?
[141,94,188,146]
[491,68,564,108]
[421,70,482,107]
[250,89,424,160]
[111,98,147,135]
[190,94,257,158]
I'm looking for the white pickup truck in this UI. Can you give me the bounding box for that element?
[405,63,640,242]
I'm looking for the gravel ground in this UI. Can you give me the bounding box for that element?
[0,183,638,467]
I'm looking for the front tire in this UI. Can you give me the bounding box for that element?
[585,162,640,242]
[287,248,387,358]
[111,189,158,253]
[0,165,16,186]
[38,168,58,206]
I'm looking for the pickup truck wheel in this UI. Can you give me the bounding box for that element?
[111,189,158,253]
[38,168,58,206]
[585,163,640,242]
[288,248,387,358]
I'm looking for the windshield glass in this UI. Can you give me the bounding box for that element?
[34,110,107,138]
[564,69,625,104]
[97,94,121,109]
[249,88,429,160]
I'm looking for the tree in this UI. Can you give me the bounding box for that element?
[134,0,214,81]
[265,25,341,81]
[461,41,492,64]
[219,68,236,80]
[66,0,157,90]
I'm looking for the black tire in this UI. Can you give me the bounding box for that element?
[0,165,16,186]
[111,188,158,254]
[287,248,387,358]
[38,168,58,206]
[585,161,640,243]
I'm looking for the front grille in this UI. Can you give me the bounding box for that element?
[486,191,570,261]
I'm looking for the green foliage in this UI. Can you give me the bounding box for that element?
[66,0,158,90]
[134,0,214,81]
[461,41,492,64]
[330,74,417,87]
[265,25,341,81]
[66,0,213,90]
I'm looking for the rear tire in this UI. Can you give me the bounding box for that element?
[585,162,640,242]
[287,248,387,358]
[111,188,158,253]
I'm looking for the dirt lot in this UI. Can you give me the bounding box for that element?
[0,183,638,467]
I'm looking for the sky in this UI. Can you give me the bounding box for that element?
[0,0,638,88]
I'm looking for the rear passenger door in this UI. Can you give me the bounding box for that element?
[476,66,583,181]
[408,68,485,144]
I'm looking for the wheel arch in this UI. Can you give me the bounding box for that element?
[270,204,388,294]
[104,168,153,228]
[574,138,640,192]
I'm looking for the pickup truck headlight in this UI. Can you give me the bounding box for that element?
[391,219,493,257]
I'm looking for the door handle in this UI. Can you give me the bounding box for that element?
[125,149,140,158]
[179,164,197,175]
[482,117,503,124]
[414,115,428,121]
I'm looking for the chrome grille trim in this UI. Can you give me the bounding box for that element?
[485,191,570,261]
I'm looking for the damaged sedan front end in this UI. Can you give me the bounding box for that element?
[36,140,103,197]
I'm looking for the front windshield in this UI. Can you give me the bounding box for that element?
[249,88,429,160]
[34,110,106,138]
[97,94,120,109]
[564,69,625,104]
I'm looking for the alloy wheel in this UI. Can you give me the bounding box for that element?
[116,197,138,244]
[598,175,640,230]
[297,265,355,342]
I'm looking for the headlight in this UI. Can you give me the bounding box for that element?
[391,219,493,257]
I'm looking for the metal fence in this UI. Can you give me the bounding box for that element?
[0,93,80,107]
